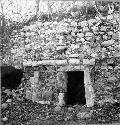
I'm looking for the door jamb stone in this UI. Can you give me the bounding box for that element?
[56,65,95,107]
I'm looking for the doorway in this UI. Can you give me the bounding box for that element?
[65,71,86,106]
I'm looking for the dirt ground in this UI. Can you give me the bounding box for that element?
[1,90,120,125]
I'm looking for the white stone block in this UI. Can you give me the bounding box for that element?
[69,59,80,65]
[57,93,65,106]
[77,33,84,38]
[83,59,95,65]
[80,21,88,27]
[101,40,115,46]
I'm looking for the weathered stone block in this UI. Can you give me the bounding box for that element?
[101,40,115,46]
[83,58,95,65]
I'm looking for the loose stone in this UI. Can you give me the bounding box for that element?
[107,15,113,20]
[77,33,84,38]
[1,103,8,109]
[80,38,85,42]
[101,40,115,46]
[82,27,89,32]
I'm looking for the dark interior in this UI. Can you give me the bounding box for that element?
[65,71,86,106]
[1,66,23,90]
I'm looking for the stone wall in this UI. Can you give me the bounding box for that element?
[24,64,96,107]
[21,12,119,67]
[93,57,120,105]
[22,10,119,105]
[9,11,119,67]
[24,66,58,103]
[24,57,120,107]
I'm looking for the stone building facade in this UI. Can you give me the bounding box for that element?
[24,59,95,107]
[10,11,119,107]
[23,57,120,107]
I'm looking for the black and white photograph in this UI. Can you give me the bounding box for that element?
[1,0,120,125]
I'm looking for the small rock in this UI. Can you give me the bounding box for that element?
[2,117,8,122]
[6,99,12,103]
[82,27,89,32]
[88,19,97,26]
[54,106,61,112]
[1,103,8,109]
[108,31,114,35]
[112,32,119,40]
[107,76,117,82]
[83,58,95,65]
[91,53,97,58]
[77,111,91,119]
[71,32,76,36]
[80,21,88,27]
[107,66,113,69]
[68,107,74,112]
[103,34,108,40]
[107,15,113,20]
[71,21,77,26]
[96,35,101,41]
[68,18,72,23]
[64,115,72,121]
[16,97,23,101]
[85,32,94,37]
[77,33,84,38]
[86,36,92,41]
[80,38,85,42]
[4,89,11,95]
[76,38,80,42]
[91,26,98,32]
[101,40,115,46]
[99,31,105,35]
[69,54,79,58]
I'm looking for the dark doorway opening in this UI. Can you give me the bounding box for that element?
[65,71,86,106]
